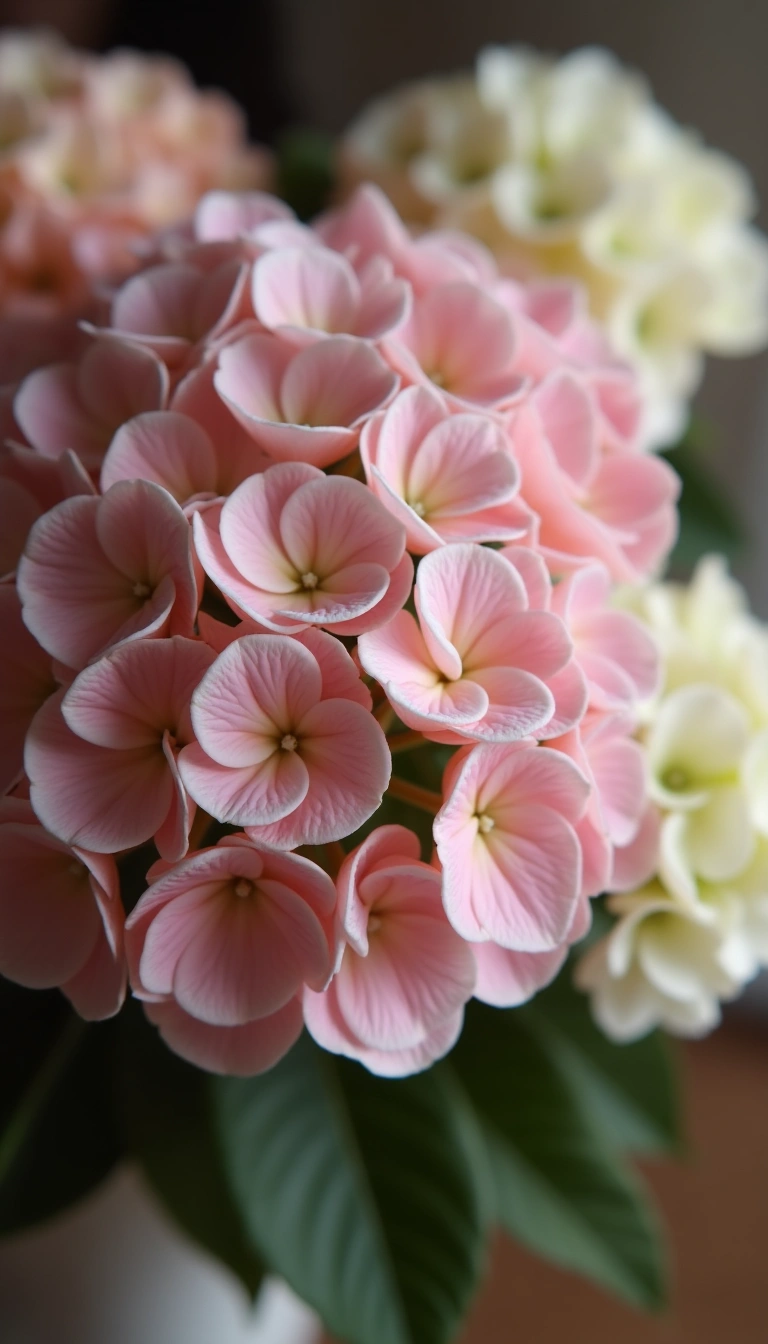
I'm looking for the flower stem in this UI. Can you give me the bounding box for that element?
[374,700,396,732]
[387,776,442,815]
[324,841,347,877]
[387,729,425,755]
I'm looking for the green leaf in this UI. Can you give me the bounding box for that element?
[276,127,335,222]
[450,1001,666,1310]
[212,1032,487,1344]
[119,1007,264,1299]
[525,968,681,1157]
[0,980,121,1235]
[662,427,746,573]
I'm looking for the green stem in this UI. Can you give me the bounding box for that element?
[387,776,442,815]
[387,729,425,755]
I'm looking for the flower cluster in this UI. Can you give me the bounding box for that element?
[578,557,768,1040]
[0,29,270,381]
[340,45,768,448]
[1,181,679,1077]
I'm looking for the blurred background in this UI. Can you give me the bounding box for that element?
[0,2,766,1341]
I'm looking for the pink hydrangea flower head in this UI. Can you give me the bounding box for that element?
[14,336,169,472]
[25,635,216,858]
[213,331,399,468]
[18,478,198,669]
[178,632,390,846]
[0,798,125,1019]
[304,824,476,1075]
[359,541,584,743]
[251,244,410,344]
[382,281,526,410]
[0,583,58,792]
[125,834,337,1074]
[434,740,591,951]
[360,384,533,552]
[0,442,93,577]
[193,460,412,635]
[551,562,660,710]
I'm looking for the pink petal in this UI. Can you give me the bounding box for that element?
[0,823,101,988]
[279,335,398,428]
[26,692,175,854]
[145,995,304,1075]
[253,247,359,334]
[246,698,390,848]
[190,634,322,766]
[220,462,320,593]
[0,584,57,793]
[534,370,598,488]
[179,740,309,827]
[473,940,567,1007]
[416,543,527,679]
[101,411,218,503]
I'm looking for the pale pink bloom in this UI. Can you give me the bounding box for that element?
[0,584,57,792]
[0,442,93,577]
[304,824,476,1076]
[251,245,410,343]
[14,337,169,472]
[547,712,647,899]
[382,281,525,411]
[193,460,412,636]
[101,409,269,509]
[125,834,336,1074]
[509,399,680,581]
[0,798,125,1019]
[318,184,497,294]
[214,331,398,467]
[197,612,373,710]
[360,384,532,552]
[609,801,662,892]
[551,562,660,710]
[97,257,251,368]
[18,479,198,669]
[25,636,215,858]
[434,740,591,950]
[178,632,390,846]
[358,542,584,744]
[194,190,293,242]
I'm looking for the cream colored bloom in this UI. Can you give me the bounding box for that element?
[341,45,768,447]
[579,558,768,1039]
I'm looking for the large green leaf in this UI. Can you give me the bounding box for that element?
[524,969,681,1157]
[212,1032,488,1344]
[450,1001,666,1310]
[119,1008,264,1298]
[0,980,121,1235]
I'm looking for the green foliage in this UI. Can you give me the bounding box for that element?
[276,127,335,221]
[450,1000,667,1310]
[0,980,120,1235]
[119,1007,264,1298]
[524,967,681,1158]
[212,1031,488,1344]
[662,419,746,573]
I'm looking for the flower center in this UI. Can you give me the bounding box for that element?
[300,571,319,589]
[281,733,298,752]
[233,879,253,899]
[476,813,495,834]
[410,499,426,518]
[132,580,151,599]
[661,765,690,792]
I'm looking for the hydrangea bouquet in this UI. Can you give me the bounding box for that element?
[2,33,768,1344]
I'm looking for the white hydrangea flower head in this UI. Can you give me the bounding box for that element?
[579,557,768,1039]
[340,46,768,448]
